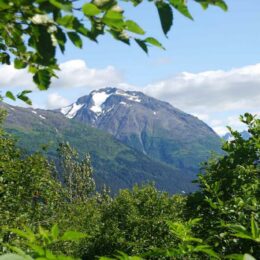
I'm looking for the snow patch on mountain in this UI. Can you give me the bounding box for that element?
[61,105,72,115]
[119,101,131,107]
[90,91,111,114]
[115,89,141,102]
[60,88,143,119]
[61,103,84,119]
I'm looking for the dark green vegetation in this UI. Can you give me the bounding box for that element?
[1,103,195,194]
[0,110,259,259]
[0,0,227,102]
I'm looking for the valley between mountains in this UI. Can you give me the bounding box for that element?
[1,88,222,194]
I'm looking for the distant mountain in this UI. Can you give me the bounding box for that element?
[1,87,222,194]
[59,87,221,175]
[1,103,196,194]
[222,131,250,141]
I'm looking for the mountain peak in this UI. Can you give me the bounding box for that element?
[60,87,146,119]
[89,87,142,114]
[58,87,221,181]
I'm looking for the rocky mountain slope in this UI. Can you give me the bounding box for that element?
[60,87,221,175]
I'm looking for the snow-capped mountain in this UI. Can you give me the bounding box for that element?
[61,88,144,123]
[60,87,221,175]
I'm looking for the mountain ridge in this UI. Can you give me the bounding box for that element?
[58,87,221,174]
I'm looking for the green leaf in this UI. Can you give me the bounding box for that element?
[51,224,59,240]
[194,245,220,259]
[38,226,50,240]
[214,0,228,11]
[0,0,11,11]
[105,10,123,20]
[0,254,26,260]
[108,30,130,45]
[125,20,145,35]
[0,52,10,65]
[243,254,256,260]
[61,231,88,241]
[77,25,89,37]
[14,59,27,69]
[35,26,55,64]
[49,0,72,12]
[225,254,256,260]
[135,39,148,54]
[45,250,55,259]
[56,27,67,53]
[5,245,33,259]
[19,90,32,95]
[5,91,16,101]
[33,69,51,90]
[17,94,32,105]
[82,3,101,16]
[103,18,124,29]
[103,10,124,29]
[10,229,33,241]
[57,15,75,29]
[27,244,45,256]
[67,32,83,48]
[194,0,228,11]
[156,2,173,36]
[251,215,259,239]
[169,0,193,20]
[145,37,164,49]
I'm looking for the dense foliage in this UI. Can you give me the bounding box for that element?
[0,111,259,259]
[0,0,228,103]
[186,113,260,257]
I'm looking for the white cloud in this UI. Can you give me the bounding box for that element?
[143,63,260,114]
[0,59,123,90]
[47,93,70,109]
[53,60,123,89]
[0,66,34,89]
[141,63,260,136]
[209,114,260,136]
[212,126,229,136]
[210,119,223,127]
[191,113,209,121]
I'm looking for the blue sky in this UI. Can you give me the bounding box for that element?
[1,0,260,135]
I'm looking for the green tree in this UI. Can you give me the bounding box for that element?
[0,0,228,103]
[0,110,67,250]
[57,142,95,202]
[186,113,260,257]
[85,184,186,258]
[0,109,101,257]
